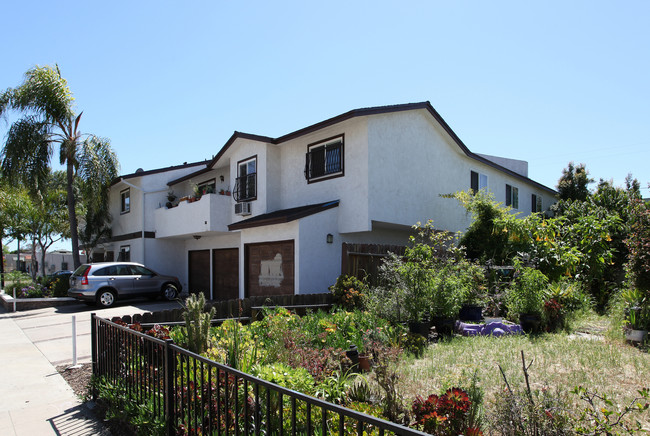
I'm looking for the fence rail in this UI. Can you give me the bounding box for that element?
[91,314,429,436]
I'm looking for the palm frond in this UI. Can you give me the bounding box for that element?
[9,65,75,123]
[1,116,53,193]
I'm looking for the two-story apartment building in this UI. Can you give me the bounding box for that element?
[101,102,556,300]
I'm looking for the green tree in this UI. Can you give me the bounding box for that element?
[447,190,516,263]
[0,65,118,268]
[556,162,593,202]
[30,171,69,276]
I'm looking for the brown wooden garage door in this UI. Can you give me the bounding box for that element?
[212,248,239,301]
[245,240,294,297]
[188,250,210,298]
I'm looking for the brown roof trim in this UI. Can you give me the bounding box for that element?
[173,101,556,194]
[228,200,339,231]
[111,160,210,187]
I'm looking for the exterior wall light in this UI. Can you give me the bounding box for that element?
[326,234,333,244]
[193,235,201,240]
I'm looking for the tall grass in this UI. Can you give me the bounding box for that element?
[397,313,650,428]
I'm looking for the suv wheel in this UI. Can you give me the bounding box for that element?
[97,289,117,308]
[162,284,178,301]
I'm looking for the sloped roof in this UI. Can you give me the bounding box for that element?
[169,102,556,194]
[228,200,339,231]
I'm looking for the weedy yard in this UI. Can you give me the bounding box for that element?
[398,313,650,431]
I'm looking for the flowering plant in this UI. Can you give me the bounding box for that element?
[412,387,483,435]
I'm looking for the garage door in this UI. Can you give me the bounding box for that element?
[245,240,294,297]
[188,250,210,298]
[212,248,239,301]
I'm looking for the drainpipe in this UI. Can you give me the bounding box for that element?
[118,179,167,266]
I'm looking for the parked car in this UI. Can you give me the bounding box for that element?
[68,262,182,308]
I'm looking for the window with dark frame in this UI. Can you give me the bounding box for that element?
[118,245,130,262]
[234,157,257,202]
[120,188,130,213]
[198,179,216,195]
[506,184,519,209]
[532,194,543,213]
[305,136,343,182]
[470,171,488,192]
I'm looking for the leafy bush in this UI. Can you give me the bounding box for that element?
[505,266,549,318]
[251,363,315,395]
[50,277,69,297]
[625,198,650,293]
[368,220,479,322]
[330,275,367,310]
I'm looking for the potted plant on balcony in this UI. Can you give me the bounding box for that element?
[192,183,201,200]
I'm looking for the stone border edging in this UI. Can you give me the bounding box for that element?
[0,291,77,311]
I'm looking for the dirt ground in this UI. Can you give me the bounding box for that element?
[57,363,93,398]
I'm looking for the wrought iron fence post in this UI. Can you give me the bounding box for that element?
[90,313,97,401]
[164,339,175,436]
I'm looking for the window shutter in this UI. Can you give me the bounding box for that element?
[471,171,479,192]
[506,184,512,206]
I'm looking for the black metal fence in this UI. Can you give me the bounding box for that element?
[91,314,428,436]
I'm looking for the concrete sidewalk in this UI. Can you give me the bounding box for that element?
[0,308,108,435]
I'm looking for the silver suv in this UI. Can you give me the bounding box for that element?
[68,262,182,308]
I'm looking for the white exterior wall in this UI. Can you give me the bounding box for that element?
[278,118,370,233]
[367,110,553,233]
[297,207,341,293]
[229,139,271,223]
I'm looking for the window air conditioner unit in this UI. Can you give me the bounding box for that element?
[235,202,252,216]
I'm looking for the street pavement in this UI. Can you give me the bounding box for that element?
[0,298,183,435]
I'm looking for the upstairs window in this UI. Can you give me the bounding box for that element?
[506,184,519,209]
[118,245,131,262]
[470,171,488,193]
[198,179,216,195]
[120,188,130,214]
[532,194,543,213]
[234,156,257,202]
[305,135,344,182]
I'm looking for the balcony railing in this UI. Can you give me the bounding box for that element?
[233,173,256,202]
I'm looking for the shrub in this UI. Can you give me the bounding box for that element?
[330,275,367,310]
[625,199,650,293]
[50,277,70,297]
[251,363,315,396]
[505,266,549,318]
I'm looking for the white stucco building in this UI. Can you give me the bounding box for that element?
[99,102,556,299]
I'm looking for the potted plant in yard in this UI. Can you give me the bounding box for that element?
[505,266,548,333]
[622,288,649,343]
[428,266,464,336]
[457,261,487,321]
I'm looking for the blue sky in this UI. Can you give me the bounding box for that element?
[2,1,649,250]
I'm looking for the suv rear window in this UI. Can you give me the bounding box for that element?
[73,265,91,276]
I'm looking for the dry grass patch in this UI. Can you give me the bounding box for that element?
[396,314,650,428]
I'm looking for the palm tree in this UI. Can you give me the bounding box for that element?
[0,65,118,268]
